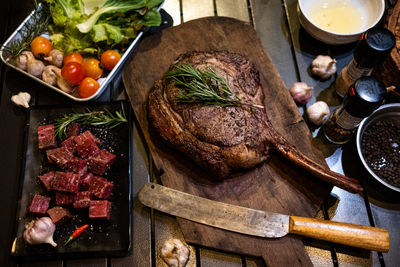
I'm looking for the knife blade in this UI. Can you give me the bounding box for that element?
[138,183,390,252]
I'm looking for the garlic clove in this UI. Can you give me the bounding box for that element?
[160,238,190,267]
[23,217,57,247]
[306,101,330,125]
[311,55,337,79]
[11,92,31,108]
[289,82,313,105]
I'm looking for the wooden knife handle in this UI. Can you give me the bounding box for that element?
[288,216,389,252]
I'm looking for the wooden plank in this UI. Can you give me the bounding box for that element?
[123,16,333,266]
[250,0,298,89]
[162,0,181,26]
[199,249,243,266]
[182,0,214,22]
[215,0,250,22]
[66,258,107,267]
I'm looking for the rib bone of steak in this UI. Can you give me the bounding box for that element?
[148,51,362,193]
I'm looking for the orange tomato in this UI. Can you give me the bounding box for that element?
[78,77,100,98]
[100,50,121,70]
[61,62,85,86]
[82,58,103,79]
[63,52,84,65]
[30,36,52,58]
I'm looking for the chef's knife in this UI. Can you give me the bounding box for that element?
[138,183,389,252]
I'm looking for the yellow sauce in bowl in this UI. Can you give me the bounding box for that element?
[308,0,363,34]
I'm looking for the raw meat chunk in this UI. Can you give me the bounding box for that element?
[73,191,92,209]
[65,123,80,138]
[37,125,57,150]
[55,191,75,205]
[79,173,93,191]
[74,131,100,158]
[38,171,55,191]
[67,157,87,177]
[88,150,116,175]
[51,171,80,193]
[28,194,51,215]
[61,136,76,154]
[47,207,72,225]
[89,176,113,199]
[46,147,74,169]
[89,200,111,220]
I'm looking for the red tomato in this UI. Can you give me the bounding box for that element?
[78,77,100,98]
[63,52,84,65]
[30,36,52,58]
[100,50,121,70]
[82,58,103,79]
[61,62,85,85]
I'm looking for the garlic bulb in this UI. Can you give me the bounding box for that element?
[11,92,31,108]
[306,101,330,125]
[23,217,57,247]
[160,239,190,267]
[311,55,336,79]
[289,82,313,105]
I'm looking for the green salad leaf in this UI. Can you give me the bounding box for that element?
[44,0,163,54]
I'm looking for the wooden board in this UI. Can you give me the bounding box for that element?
[123,17,332,266]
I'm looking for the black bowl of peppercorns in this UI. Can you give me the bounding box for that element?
[356,103,400,193]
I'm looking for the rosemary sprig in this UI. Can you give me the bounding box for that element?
[165,64,264,108]
[54,106,128,140]
[3,1,50,61]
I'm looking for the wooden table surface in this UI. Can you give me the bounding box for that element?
[0,0,399,266]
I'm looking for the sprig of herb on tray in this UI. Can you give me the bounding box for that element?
[165,64,264,109]
[3,1,50,61]
[54,106,128,139]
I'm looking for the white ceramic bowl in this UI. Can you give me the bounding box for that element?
[297,0,385,45]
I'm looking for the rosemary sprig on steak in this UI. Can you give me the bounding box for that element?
[166,64,263,108]
[54,107,127,139]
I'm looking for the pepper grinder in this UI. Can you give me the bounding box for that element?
[324,76,386,144]
[335,27,395,98]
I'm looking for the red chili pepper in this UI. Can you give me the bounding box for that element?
[64,224,89,246]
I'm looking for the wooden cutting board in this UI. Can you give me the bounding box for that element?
[123,17,332,266]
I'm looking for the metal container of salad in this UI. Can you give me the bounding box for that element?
[0,1,164,102]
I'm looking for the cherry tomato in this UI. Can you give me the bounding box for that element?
[63,52,84,65]
[30,36,52,58]
[100,50,121,70]
[78,77,100,98]
[82,58,103,79]
[61,62,85,85]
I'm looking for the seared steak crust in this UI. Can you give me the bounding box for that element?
[148,51,362,192]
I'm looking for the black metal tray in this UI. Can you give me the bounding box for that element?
[11,100,132,262]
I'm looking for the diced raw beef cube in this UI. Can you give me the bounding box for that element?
[51,171,80,193]
[38,171,55,191]
[37,125,57,150]
[89,176,113,199]
[47,207,72,225]
[46,147,74,169]
[67,157,87,177]
[28,194,51,215]
[61,136,76,154]
[73,191,92,209]
[55,191,75,205]
[88,150,116,175]
[79,173,93,191]
[89,200,111,220]
[65,123,80,138]
[74,131,100,158]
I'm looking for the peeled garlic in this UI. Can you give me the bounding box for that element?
[23,217,57,247]
[289,82,313,105]
[306,101,330,125]
[11,92,31,108]
[160,239,190,267]
[311,55,336,79]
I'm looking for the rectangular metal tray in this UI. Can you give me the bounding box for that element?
[0,3,162,102]
[11,100,133,262]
